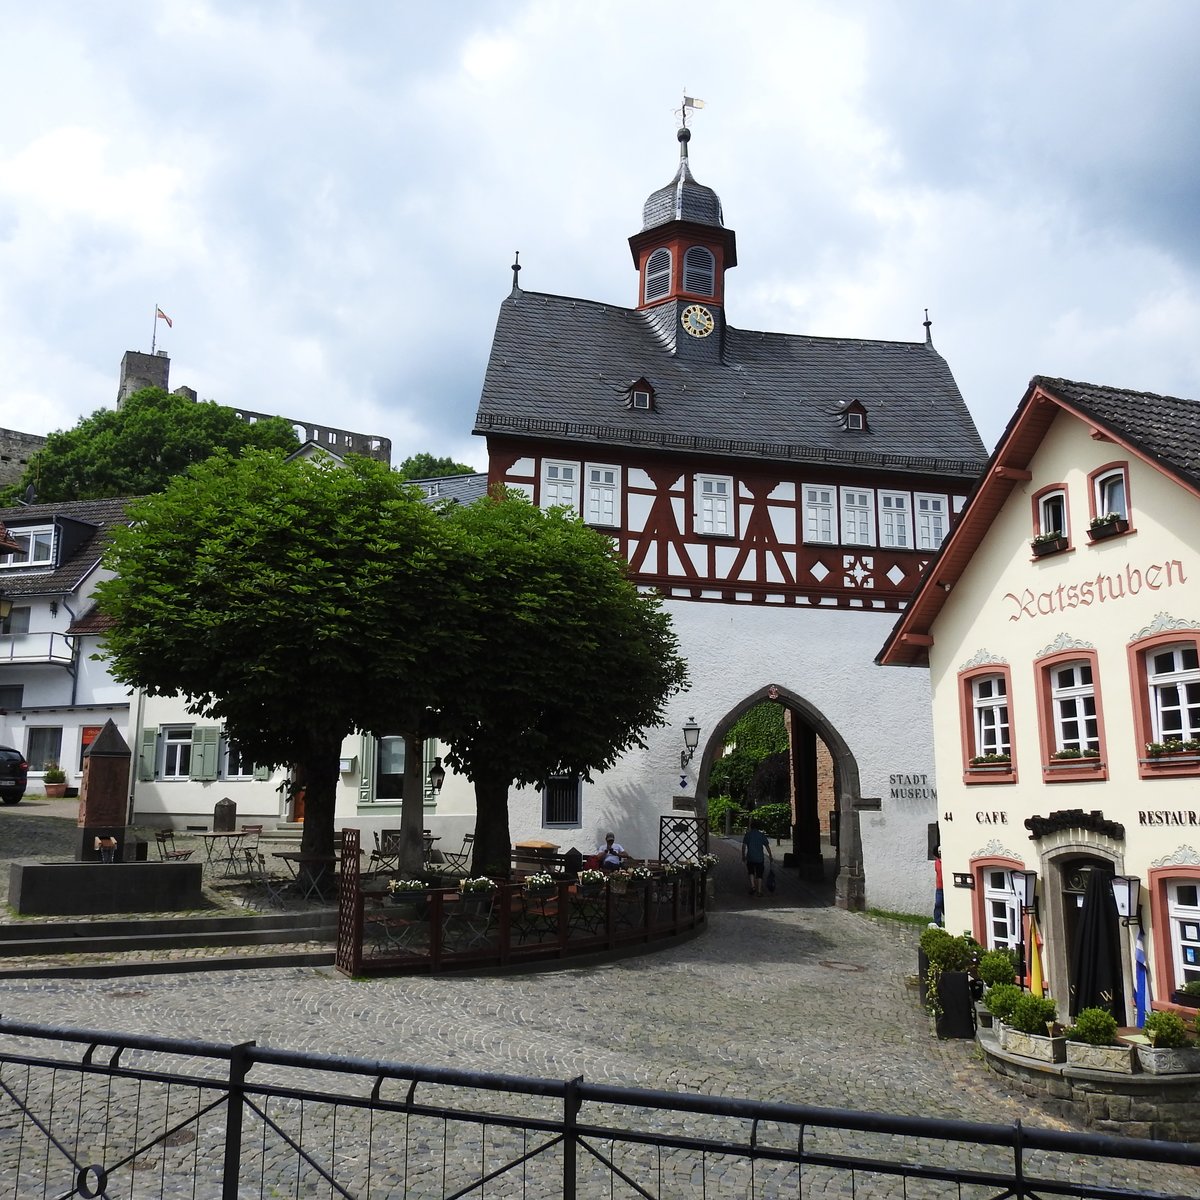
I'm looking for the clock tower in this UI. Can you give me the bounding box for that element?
[627,124,737,361]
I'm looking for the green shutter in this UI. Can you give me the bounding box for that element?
[138,728,158,781]
[191,727,220,781]
[252,762,270,781]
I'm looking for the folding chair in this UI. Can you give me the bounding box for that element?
[155,830,194,862]
[441,833,475,874]
[244,850,289,909]
[369,829,402,877]
[239,824,263,852]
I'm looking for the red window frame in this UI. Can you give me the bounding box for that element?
[1034,648,1108,782]
[1127,628,1200,779]
[959,663,1017,784]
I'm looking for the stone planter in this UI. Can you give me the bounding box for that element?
[1064,1041,1138,1073]
[43,783,68,798]
[1135,1045,1200,1075]
[975,1003,994,1029]
[999,1024,1066,1063]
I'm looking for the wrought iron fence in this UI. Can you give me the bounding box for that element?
[1,1019,1198,1199]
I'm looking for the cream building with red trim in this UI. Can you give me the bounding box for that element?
[879,376,1200,1023]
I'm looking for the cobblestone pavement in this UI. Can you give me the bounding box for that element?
[1,802,1193,1197]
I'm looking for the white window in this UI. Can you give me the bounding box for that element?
[0,607,30,636]
[376,734,405,801]
[683,246,715,295]
[1148,644,1200,742]
[223,738,254,780]
[696,475,732,536]
[983,869,1020,950]
[1,525,54,569]
[915,494,947,550]
[840,488,874,546]
[541,461,579,511]
[1094,469,1128,520]
[973,675,1010,757]
[1167,880,1200,987]
[1038,489,1067,538]
[162,727,193,780]
[1050,662,1099,753]
[879,492,911,549]
[644,247,672,302]
[847,411,865,431]
[27,726,62,771]
[584,464,620,527]
[631,390,651,410]
[803,485,836,544]
[543,774,581,825]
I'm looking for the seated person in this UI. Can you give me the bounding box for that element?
[596,832,629,871]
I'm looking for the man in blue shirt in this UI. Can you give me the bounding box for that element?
[741,819,773,898]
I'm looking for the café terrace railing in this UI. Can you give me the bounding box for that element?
[334,828,707,977]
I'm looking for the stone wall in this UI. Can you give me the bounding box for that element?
[0,428,46,489]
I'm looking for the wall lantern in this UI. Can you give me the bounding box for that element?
[1110,874,1142,928]
[1010,868,1039,915]
[428,756,446,793]
[680,717,701,770]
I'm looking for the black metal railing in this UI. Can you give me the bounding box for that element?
[1,1019,1197,1199]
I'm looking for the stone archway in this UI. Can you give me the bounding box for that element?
[693,683,866,910]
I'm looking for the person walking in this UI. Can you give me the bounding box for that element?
[741,819,773,898]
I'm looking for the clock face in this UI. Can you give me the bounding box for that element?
[681,304,715,338]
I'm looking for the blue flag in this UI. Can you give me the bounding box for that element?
[1134,928,1150,1027]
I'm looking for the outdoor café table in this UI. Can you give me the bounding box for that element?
[198,830,248,878]
[422,833,440,866]
[272,851,351,901]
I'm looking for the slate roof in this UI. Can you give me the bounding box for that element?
[474,290,988,479]
[1034,377,1200,492]
[0,497,130,599]
[641,128,725,231]
[411,473,489,505]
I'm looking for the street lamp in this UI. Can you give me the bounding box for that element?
[428,757,446,793]
[1010,868,1038,916]
[1110,874,1142,928]
[680,717,701,769]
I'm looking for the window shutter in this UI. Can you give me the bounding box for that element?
[253,763,270,781]
[190,727,220,781]
[358,734,376,802]
[683,246,715,295]
[138,728,158,781]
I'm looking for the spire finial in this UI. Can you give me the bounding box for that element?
[511,251,522,293]
[923,307,933,348]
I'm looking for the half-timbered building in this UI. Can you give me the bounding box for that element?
[473,124,988,912]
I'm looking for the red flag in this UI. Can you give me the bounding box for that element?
[156,307,173,328]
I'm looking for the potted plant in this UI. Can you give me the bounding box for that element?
[975,950,1018,1026]
[42,762,67,798]
[524,871,556,896]
[968,753,1011,770]
[1064,1007,1137,1072]
[386,878,427,911]
[999,994,1064,1062]
[1087,512,1129,541]
[1170,980,1200,1008]
[920,927,977,1039]
[982,982,1024,1031]
[1134,1011,1200,1074]
[1030,530,1067,556]
[577,868,607,897]
[457,875,498,912]
[1144,738,1200,760]
[1049,747,1100,760]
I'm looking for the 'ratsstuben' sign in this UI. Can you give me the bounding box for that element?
[1004,559,1186,623]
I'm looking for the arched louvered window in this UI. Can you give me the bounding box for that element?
[644,248,672,302]
[683,246,715,296]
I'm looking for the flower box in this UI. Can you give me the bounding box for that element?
[1134,1045,1200,1075]
[1087,516,1128,541]
[998,1024,1066,1062]
[1064,1041,1138,1073]
[1171,989,1200,1008]
[1031,535,1068,557]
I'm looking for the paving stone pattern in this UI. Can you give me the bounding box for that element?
[1,802,1196,1197]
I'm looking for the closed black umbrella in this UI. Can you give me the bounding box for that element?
[1069,866,1125,1023]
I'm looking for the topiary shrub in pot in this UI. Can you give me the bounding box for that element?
[1137,1010,1200,1074]
[1064,1006,1136,1072]
[1000,994,1064,1062]
[983,982,1023,1026]
[977,948,1018,989]
[920,927,977,1039]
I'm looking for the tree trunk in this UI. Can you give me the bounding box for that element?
[398,736,425,877]
[297,737,342,894]
[472,773,512,878]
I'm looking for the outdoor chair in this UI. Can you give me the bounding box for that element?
[244,850,289,909]
[155,830,194,862]
[368,829,402,877]
[441,832,475,874]
[239,824,263,853]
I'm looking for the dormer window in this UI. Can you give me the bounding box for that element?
[848,412,864,431]
[0,525,54,569]
[623,378,656,412]
[683,246,715,296]
[839,400,869,433]
[644,248,672,303]
[632,390,651,410]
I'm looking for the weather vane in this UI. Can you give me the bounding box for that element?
[676,92,705,128]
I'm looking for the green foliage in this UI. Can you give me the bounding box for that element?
[1180,980,1200,997]
[751,802,791,839]
[11,388,298,502]
[725,702,788,758]
[983,983,1024,1022]
[920,927,974,971]
[41,762,66,784]
[707,747,758,804]
[395,452,476,481]
[1066,1007,1119,1045]
[977,948,1018,988]
[1007,993,1058,1035]
[706,794,748,833]
[1143,1010,1189,1047]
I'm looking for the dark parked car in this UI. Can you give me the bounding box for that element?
[0,746,28,804]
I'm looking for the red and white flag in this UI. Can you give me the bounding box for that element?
[155,307,173,328]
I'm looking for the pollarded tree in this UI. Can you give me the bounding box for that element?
[10,388,298,503]
[95,451,459,868]
[436,492,689,874]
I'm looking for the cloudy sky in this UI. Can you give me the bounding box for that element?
[2,1,1197,469]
